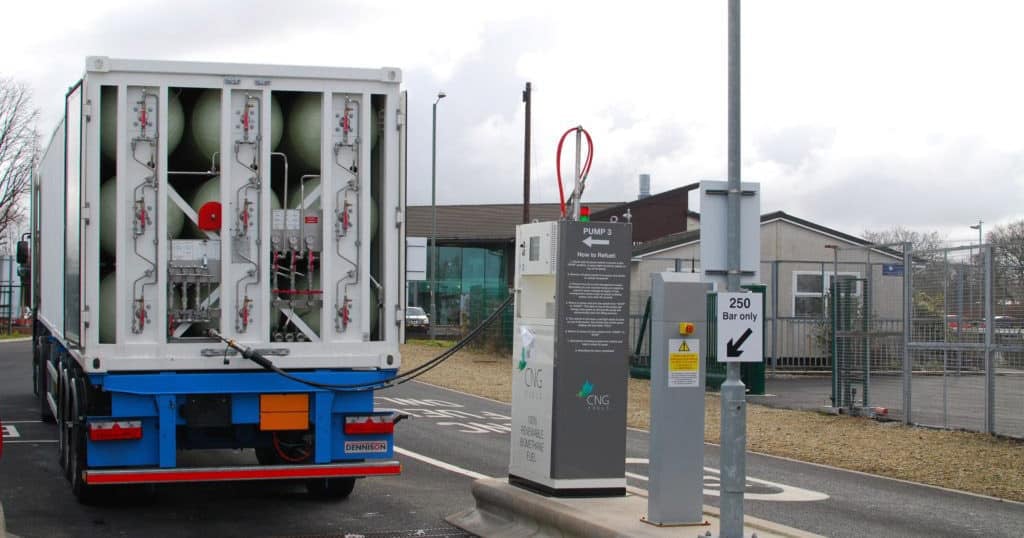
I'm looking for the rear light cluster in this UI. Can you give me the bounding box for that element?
[344,414,399,435]
[89,420,143,441]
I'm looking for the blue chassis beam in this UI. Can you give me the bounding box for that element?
[85,369,398,469]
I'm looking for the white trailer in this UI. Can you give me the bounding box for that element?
[29,57,408,502]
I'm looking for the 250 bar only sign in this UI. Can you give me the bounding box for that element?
[716,292,763,363]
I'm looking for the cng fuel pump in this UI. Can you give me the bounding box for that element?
[509,219,632,496]
[508,126,632,496]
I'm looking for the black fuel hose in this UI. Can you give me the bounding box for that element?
[208,294,514,393]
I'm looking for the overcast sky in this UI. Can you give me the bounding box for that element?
[5,0,1022,244]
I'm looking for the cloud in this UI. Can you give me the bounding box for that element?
[755,125,836,170]
[4,0,1024,245]
[768,132,1024,239]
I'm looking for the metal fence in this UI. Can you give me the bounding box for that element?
[825,243,1024,438]
[631,247,1024,438]
[633,257,910,373]
[905,245,1024,437]
[0,255,25,335]
[828,243,909,421]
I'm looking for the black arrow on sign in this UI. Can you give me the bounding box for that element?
[727,328,753,358]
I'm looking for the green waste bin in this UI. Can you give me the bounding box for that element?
[705,284,766,395]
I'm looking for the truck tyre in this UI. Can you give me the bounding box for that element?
[32,337,41,396]
[69,374,100,504]
[254,447,278,466]
[58,360,71,479]
[305,477,356,499]
[38,340,55,423]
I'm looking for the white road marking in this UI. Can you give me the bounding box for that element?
[625,457,829,502]
[408,380,510,406]
[3,420,44,424]
[389,385,826,502]
[394,446,490,481]
[4,440,58,444]
[396,447,826,502]
[2,424,21,438]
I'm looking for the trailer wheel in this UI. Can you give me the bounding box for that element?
[305,477,356,499]
[254,447,278,466]
[37,339,55,423]
[58,360,71,479]
[69,373,100,505]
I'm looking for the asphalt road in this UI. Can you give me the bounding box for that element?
[383,380,1024,538]
[3,339,1023,537]
[0,340,473,538]
[753,374,1024,437]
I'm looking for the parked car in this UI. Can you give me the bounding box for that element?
[946,314,1022,338]
[405,306,430,334]
[993,316,1023,338]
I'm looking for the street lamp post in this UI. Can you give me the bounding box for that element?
[970,220,983,247]
[430,92,446,340]
[968,220,983,325]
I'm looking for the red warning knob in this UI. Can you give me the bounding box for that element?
[197,201,222,232]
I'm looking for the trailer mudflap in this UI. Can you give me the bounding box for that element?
[84,460,401,485]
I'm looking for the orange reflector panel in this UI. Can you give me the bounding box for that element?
[260,394,310,431]
[260,394,309,413]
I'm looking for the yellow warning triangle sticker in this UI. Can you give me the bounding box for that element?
[677,341,690,352]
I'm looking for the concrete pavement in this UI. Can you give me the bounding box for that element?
[448,478,821,538]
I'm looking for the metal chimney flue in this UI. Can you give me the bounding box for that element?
[638,174,651,200]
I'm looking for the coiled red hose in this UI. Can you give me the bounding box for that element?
[555,126,594,217]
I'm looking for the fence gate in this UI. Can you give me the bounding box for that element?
[905,244,1022,436]
[831,243,909,417]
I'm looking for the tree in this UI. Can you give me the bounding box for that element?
[862,226,946,254]
[988,220,1024,276]
[988,220,1024,315]
[0,77,39,252]
[864,226,950,320]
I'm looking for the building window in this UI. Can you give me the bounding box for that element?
[792,271,860,317]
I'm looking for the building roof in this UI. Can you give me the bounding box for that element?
[406,202,622,242]
[632,210,901,258]
[590,183,699,243]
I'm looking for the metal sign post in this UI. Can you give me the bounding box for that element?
[722,1,745,535]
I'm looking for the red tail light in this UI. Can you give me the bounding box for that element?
[344,414,398,435]
[89,420,143,441]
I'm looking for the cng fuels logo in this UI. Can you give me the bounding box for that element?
[577,380,610,411]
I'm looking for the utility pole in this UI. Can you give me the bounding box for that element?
[522,82,532,224]
[721,1,746,536]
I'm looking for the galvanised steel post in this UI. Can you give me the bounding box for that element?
[429,92,445,339]
[903,243,912,425]
[770,261,777,373]
[984,245,994,434]
[720,0,746,535]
